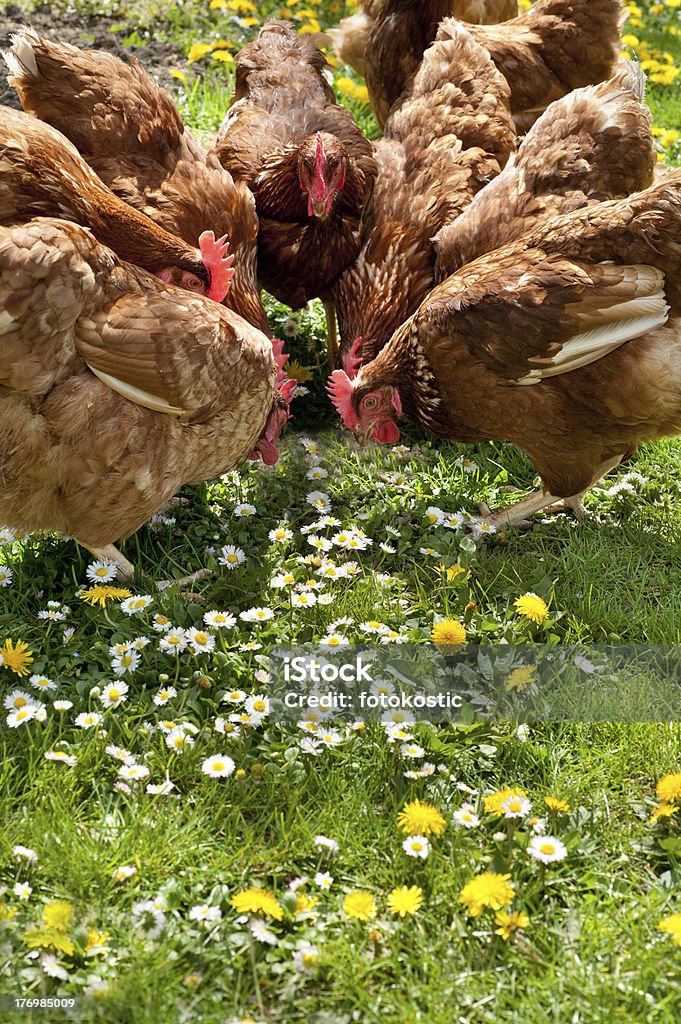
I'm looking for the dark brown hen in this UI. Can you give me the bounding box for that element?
[330,171,681,526]
[4,27,267,332]
[332,20,515,378]
[328,0,518,78]
[365,0,623,130]
[214,20,377,346]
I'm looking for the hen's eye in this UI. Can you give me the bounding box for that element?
[363,396,378,411]
[186,276,204,291]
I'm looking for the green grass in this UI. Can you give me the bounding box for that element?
[2,1,681,1022]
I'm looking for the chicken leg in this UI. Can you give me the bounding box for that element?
[83,544,135,580]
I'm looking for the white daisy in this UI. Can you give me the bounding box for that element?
[44,751,76,766]
[0,566,13,586]
[153,687,177,706]
[185,627,216,654]
[4,690,33,710]
[501,795,532,819]
[233,504,256,518]
[165,728,195,753]
[244,694,270,717]
[314,872,333,889]
[52,700,73,712]
[29,674,57,693]
[203,610,236,629]
[317,594,335,606]
[293,941,319,974]
[75,711,102,729]
[306,467,328,480]
[271,572,297,589]
[528,835,567,864]
[402,835,430,860]
[400,743,425,759]
[453,805,480,829]
[146,780,176,795]
[112,865,137,881]
[159,629,187,653]
[239,607,274,623]
[105,745,135,764]
[443,511,466,530]
[379,542,396,554]
[201,754,235,778]
[120,595,153,615]
[37,608,67,622]
[40,953,69,980]
[118,763,150,781]
[424,506,444,526]
[13,882,32,899]
[313,835,339,855]
[85,560,119,583]
[455,457,478,474]
[291,592,317,608]
[189,904,223,923]
[307,535,333,552]
[13,845,38,863]
[299,737,322,755]
[319,634,350,649]
[268,527,293,543]
[152,614,173,633]
[111,649,140,676]
[306,491,331,513]
[99,682,129,709]
[218,545,246,568]
[250,918,278,945]
[7,706,36,728]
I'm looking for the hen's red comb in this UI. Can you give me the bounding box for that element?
[198,231,235,302]
[327,369,359,429]
[280,377,297,408]
[343,336,364,379]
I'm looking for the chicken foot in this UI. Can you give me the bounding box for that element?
[323,299,339,370]
[83,543,135,579]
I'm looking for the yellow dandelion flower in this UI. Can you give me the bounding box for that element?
[397,799,446,836]
[494,909,530,941]
[659,913,681,946]
[286,360,315,383]
[506,665,536,692]
[42,901,72,930]
[514,593,549,624]
[1,638,34,677]
[484,787,528,814]
[459,872,515,918]
[431,619,467,646]
[212,50,234,63]
[230,888,283,921]
[295,892,318,915]
[656,773,681,805]
[387,885,423,918]
[85,928,110,952]
[660,130,680,148]
[622,34,640,48]
[343,891,376,921]
[187,43,213,64]
[544,796,571,813]
[650,803,678,823]
[78,585,132,608]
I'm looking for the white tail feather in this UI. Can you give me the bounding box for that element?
[3,27,40,80]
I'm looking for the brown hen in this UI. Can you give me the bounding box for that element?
[365,0,623,130]
[328,0,518,77]
[330,171,681,525]
[434,60,655,280]
[332,20,515,379]
[4,27,267,332]
[214,20,377,356]
[0,218,278,575]
[0,106,233,301]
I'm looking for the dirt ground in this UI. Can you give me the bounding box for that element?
[0,3,184,109]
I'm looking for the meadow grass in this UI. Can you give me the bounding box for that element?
[2,1,681,1022]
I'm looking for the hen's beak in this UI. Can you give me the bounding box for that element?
[353,424,375,447]
[310,195,333,218]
